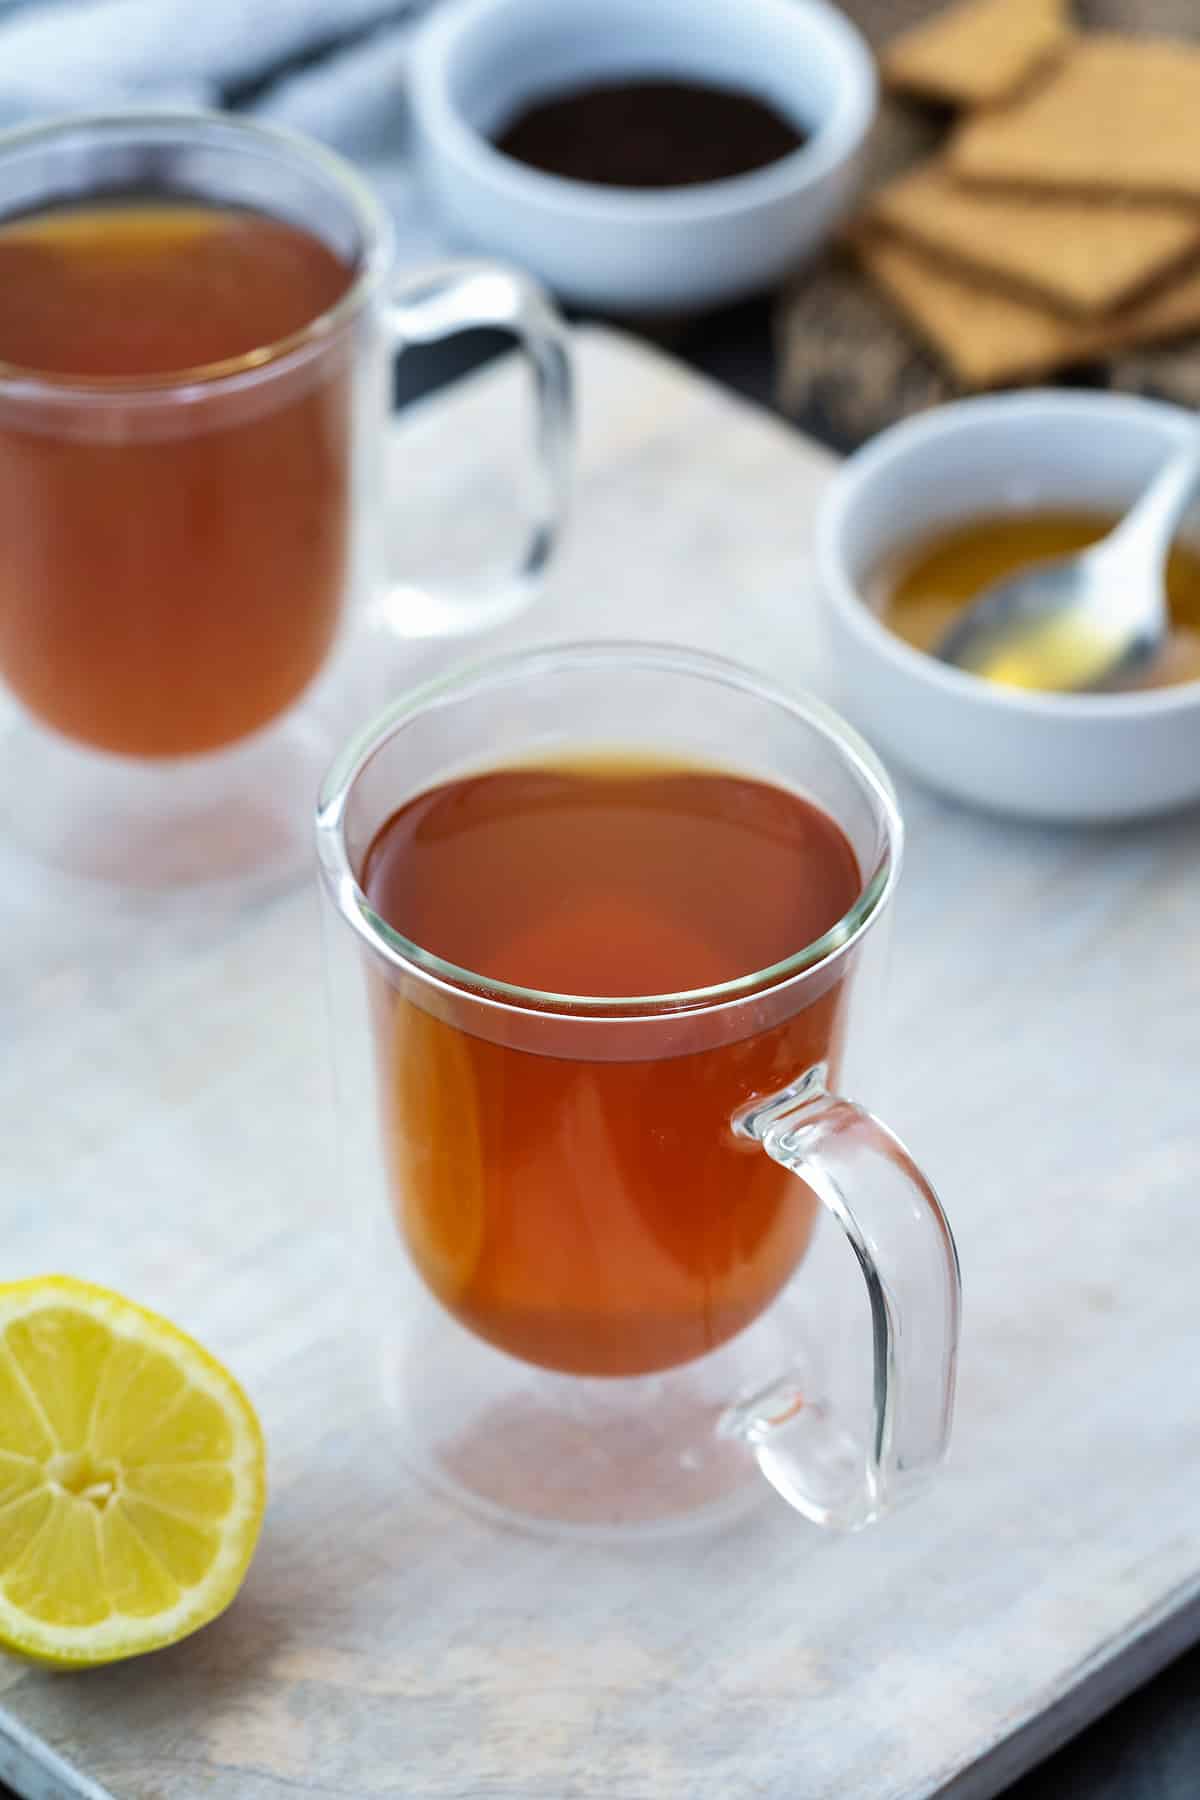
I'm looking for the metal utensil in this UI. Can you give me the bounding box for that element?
[936,436,1200,691]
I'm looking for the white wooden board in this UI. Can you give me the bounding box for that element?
[1,326,1198,1800]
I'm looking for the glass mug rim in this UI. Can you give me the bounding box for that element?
[315,640,904,1021]
[0,108,394,401]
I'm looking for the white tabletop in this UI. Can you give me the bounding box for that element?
[1,327,1198,1800]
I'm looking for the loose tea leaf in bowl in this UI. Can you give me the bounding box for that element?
[493,79,809,189]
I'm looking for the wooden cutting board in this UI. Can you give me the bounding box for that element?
[1,326,1198,1800]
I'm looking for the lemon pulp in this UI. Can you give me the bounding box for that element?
[0,1276,265,1666]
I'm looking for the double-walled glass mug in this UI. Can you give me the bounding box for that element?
[318,644,960,1536]
[0,112,570,887]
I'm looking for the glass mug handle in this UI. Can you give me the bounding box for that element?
[383,261,572,636]
[729,1066,961,1531]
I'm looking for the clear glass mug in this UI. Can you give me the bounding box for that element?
[318,644,960,1537]
[0,111,570,887]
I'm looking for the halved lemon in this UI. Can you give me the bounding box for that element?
[0,1276,266,1667]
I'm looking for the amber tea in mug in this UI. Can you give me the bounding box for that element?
[0,199,356,758]
[364,758,862,1377]
[0,114,571,887]
[319,646,959,1534]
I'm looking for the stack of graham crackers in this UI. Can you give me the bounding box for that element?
[853,0,1200,387]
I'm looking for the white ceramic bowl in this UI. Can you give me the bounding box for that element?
[816,391,1200,824]
[409,0,877,315]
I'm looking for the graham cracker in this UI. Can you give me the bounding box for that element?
[882,0,1071,108]
[854,227,1200,387]
[951,34,1200,200]
[868,158,1200,316]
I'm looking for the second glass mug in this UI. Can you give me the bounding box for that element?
[318,644,961,1536]
[0,111,570,886]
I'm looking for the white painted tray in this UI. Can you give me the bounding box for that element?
[1,327,1198,1800]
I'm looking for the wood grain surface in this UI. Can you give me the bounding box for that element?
[776,0,1200,447]
[1,328,1199,1800]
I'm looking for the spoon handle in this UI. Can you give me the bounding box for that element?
[1103,435,1200,578]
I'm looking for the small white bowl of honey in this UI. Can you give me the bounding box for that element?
[815,391,1200,823]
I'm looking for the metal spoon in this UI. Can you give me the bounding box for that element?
[935,435,1200,692]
